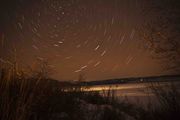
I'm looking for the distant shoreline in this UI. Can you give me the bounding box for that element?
[81,74,180,86]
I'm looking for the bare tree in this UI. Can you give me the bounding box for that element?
[32,58,53,79]
[140,0,180,72]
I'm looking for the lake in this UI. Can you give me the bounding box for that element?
[83,81,180,105]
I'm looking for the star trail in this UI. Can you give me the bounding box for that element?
[0,0,178,81]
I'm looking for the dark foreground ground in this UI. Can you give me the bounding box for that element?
[0,68,180,120]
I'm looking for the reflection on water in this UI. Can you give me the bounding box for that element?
[82,82,180,105]
[83,82,180,97]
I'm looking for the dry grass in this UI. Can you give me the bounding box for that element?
[0,61,180,120]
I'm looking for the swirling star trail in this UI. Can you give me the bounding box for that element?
[0,0,178,81]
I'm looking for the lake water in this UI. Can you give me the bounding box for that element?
[83,81,180,105]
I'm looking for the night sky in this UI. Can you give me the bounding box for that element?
[0,0,178,81]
